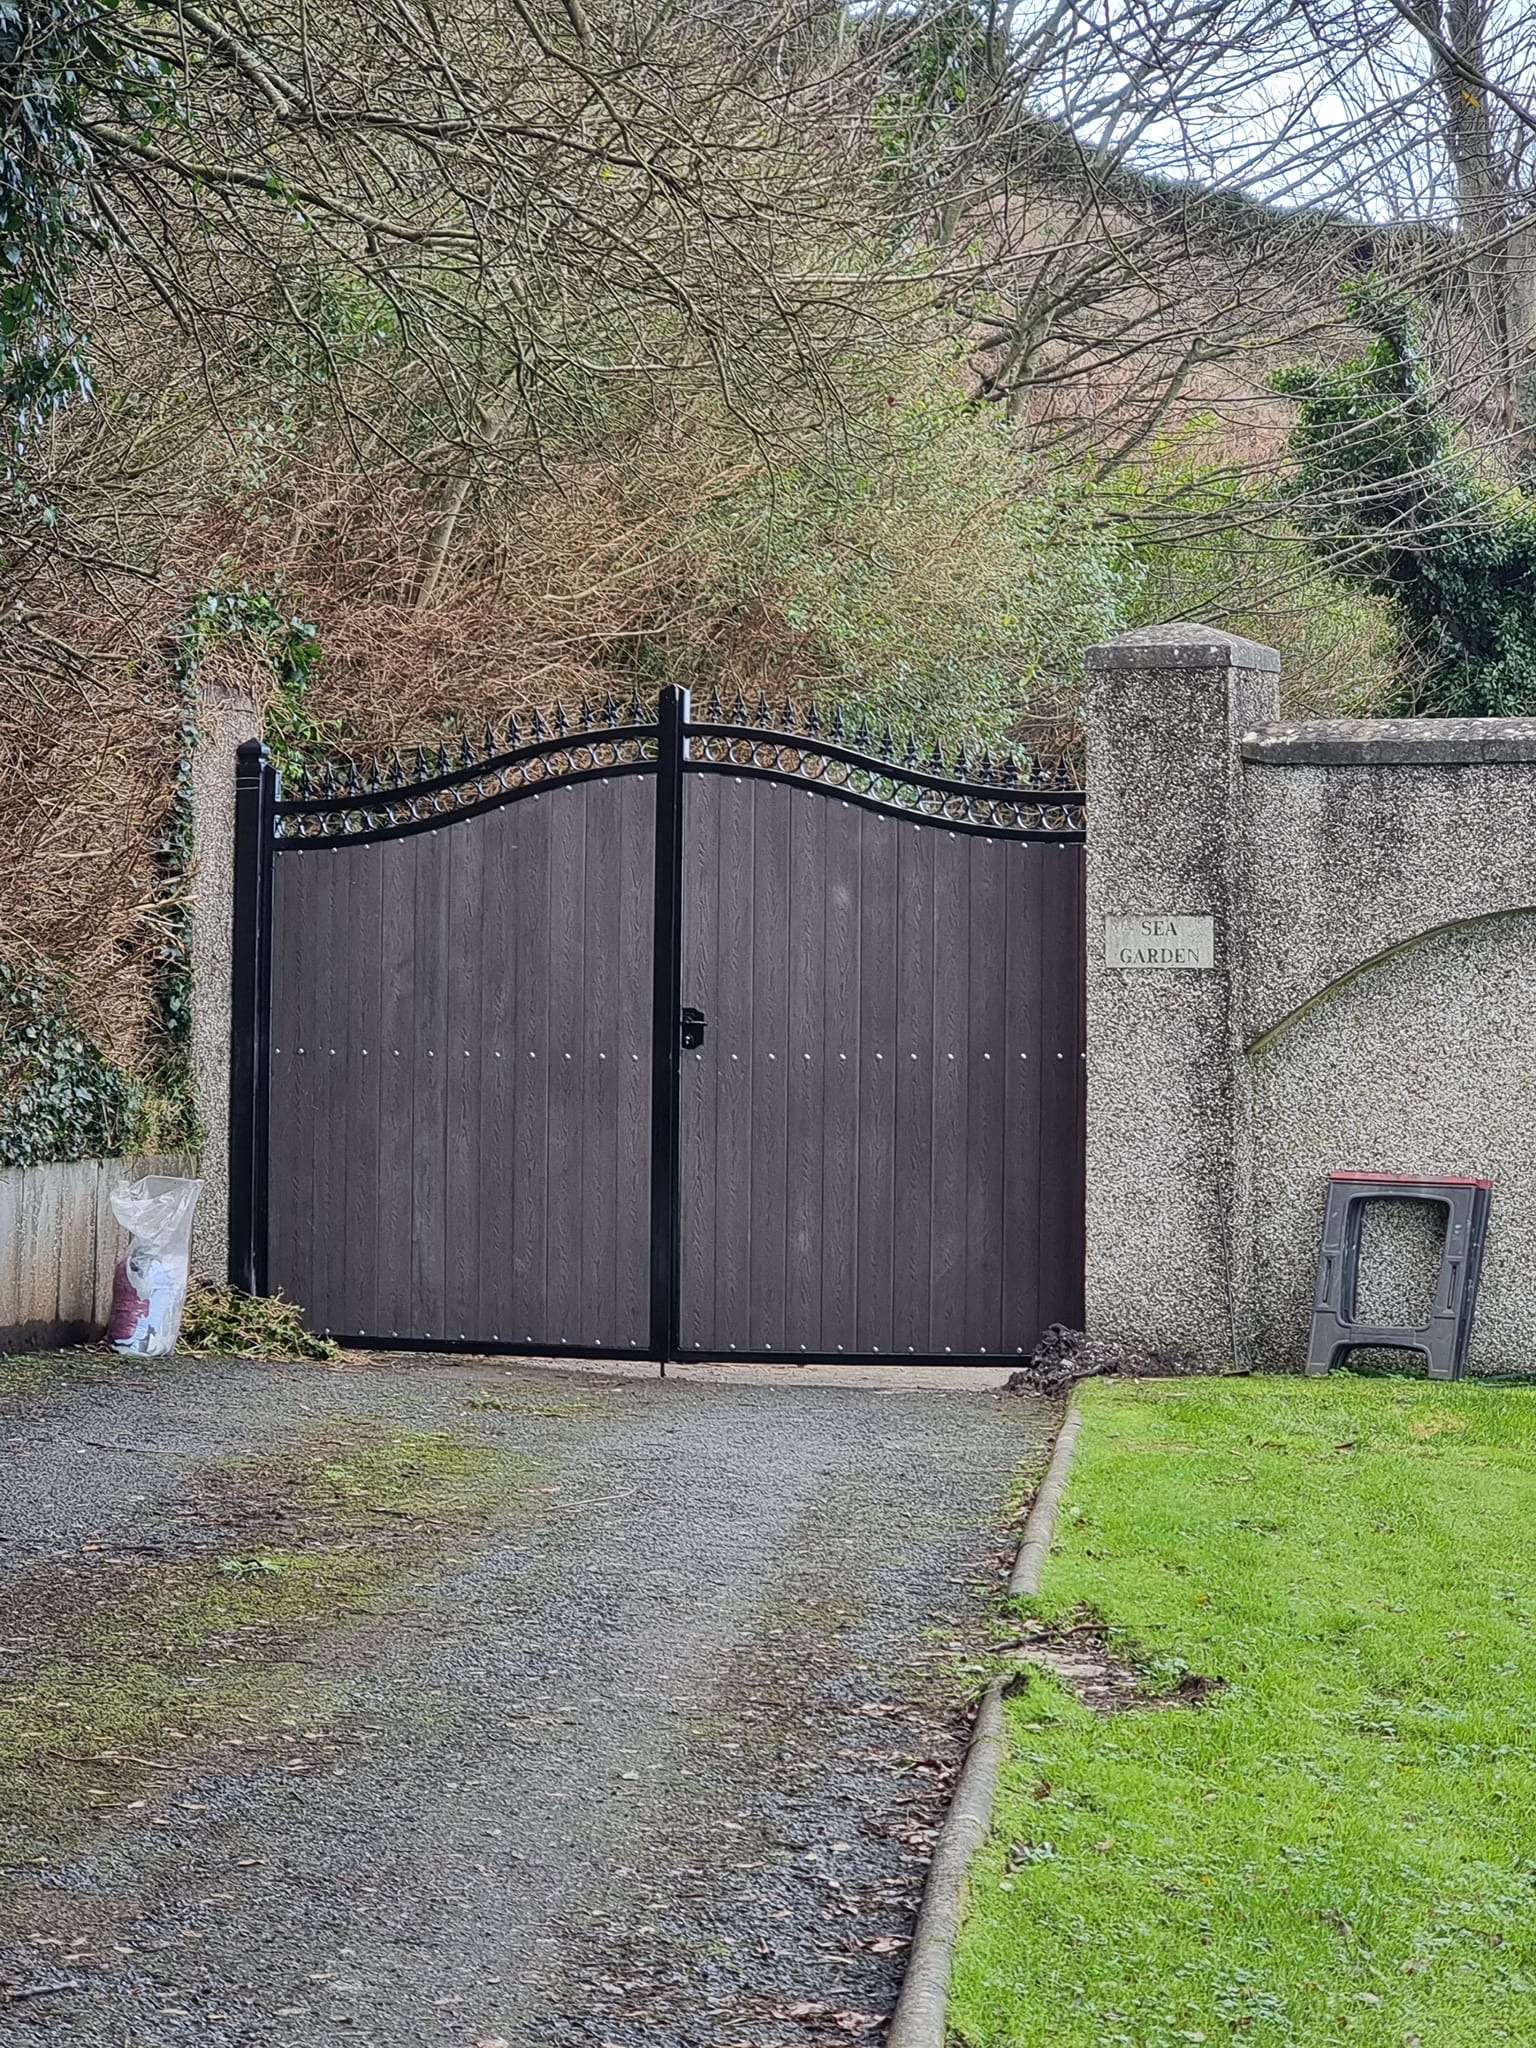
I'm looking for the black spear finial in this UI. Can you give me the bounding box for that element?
[553,698,568,738]
[506,711,521,748]
[781,694,797,734]
[708,681,723,719]
[602,691,618,730]
[531,707,547,742]
[756,689,770,726]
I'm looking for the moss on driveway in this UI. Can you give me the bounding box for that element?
[954,1375,1536,2048]
[0,1422,532,1864]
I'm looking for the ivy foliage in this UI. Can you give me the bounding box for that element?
[154,581,325,1097]
[0,957,144,1166]
[1275,286,1536,716]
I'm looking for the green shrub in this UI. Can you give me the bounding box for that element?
[706,354,1138,753]
[1111,426,1402,718]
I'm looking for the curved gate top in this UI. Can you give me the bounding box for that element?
[228,687,1085,1364]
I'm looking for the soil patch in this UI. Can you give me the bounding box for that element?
[1006,1611,1227,1714]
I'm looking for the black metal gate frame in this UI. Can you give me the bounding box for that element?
[229,686,1087,1363]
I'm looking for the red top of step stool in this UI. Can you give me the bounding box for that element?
[1328,1171,1494,1190]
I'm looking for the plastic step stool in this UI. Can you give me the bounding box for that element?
[1305,1172,1492,1381]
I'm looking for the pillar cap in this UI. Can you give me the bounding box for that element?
[1087,624,1281,674]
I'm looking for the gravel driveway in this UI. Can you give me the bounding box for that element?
[0,1353,1052,2046]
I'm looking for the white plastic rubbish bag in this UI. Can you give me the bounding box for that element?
[107,1175,203,1356]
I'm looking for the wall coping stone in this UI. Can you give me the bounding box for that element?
[1087,624,1281,674]
[1242,717,1536,765]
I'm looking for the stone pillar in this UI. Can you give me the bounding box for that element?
[189,674,262,1283]
[1083,626,1279,1365]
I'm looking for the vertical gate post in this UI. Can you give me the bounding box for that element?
[649,685,689,1360]
[227,738,277,1295]
[1083,626,1279,1366]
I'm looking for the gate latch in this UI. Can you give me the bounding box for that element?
[680,1006,707,1050]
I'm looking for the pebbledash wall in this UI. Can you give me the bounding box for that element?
[1085,624,1536,1375]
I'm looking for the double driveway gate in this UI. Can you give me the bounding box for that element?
[228,687,1086,1363]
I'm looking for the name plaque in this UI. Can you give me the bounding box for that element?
[1105,914,1215,970]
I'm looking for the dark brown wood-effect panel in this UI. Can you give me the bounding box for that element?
[677,773,1084,1359]
[267,772,656,1349]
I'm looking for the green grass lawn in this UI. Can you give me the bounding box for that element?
[952,1375,1536,2047]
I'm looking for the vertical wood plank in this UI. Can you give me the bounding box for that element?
[614,773,655,1349]
[0,1171,25,1343]
[928,829,971,1353]
[1002,842,1045,1353]
[963,835,1009,1353]
[783,786,826,1352]
[56,1162,98,1335]
[476,805,518,1342]
[819,796,862,1351]
[855,808,898,1355]
[891,823,936,1353]
[1039,840,1085,1328]
[747,780,791,1351]
[510,795,552,1341]
[309,847,346,1334]
[409,828,451,1339]
[579,778,622,1347]
[711,776,756,1351]
[543,781,587,1343]
[375,833,417,1341]
[444,814,485,1340]
[340,842,383,1343]
[677,772,720,1350]
[92,1162,119,1330]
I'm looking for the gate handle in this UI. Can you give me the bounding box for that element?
[680,1006,707,1050]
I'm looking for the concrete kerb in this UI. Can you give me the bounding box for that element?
[1007,1398,1085,1600]
[883,1394,1085,2048]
